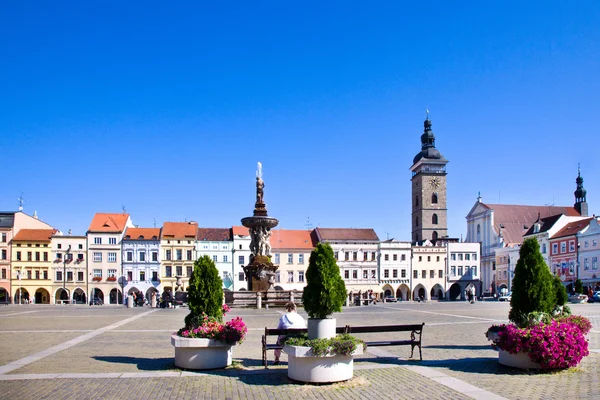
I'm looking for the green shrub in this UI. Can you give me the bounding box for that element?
[554,276,568,306]
[302,242,347,319]
[508,238,556,327]
[185,255,224,327]
[575,279,584,294]
[283,333,366,356]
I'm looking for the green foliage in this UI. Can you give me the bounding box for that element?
[283,333,366,356]
[508,238,556,327]
[302,242,347,319]
[554,276,568,306]
[185,255,224,327]
[574,279,584,294]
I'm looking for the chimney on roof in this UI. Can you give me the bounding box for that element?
[33,210,38,219]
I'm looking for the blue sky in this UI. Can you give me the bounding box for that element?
[1,1,599,239]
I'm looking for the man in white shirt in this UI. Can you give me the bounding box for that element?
[274,302,306,365]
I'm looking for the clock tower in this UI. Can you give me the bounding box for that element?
[410,116,448,244]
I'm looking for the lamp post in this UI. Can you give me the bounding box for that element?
[63,245,71,303]
[17,270,22,305]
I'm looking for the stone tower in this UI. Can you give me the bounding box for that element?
[410,116,448,244]
[574,165,588,217]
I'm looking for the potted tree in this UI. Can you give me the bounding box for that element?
[171,255,247,370]
[486,238,590,369]
[283,242,364,383]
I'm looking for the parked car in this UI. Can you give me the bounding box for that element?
[498,292,512,302]
[89,297,103,306]
[588,291,600,303]
[384,295,397,303]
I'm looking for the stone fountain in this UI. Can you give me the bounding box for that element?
[241,162,279,291]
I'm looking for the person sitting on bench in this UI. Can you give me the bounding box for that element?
[273,302,306,365]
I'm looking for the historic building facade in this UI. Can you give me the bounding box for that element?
[87,213,133,304]
[51,234,88,304]
[232,226,252,291]
[410,117,448,244]
[196,228,234,290]
[577,218,600,289]
[160,222,198,293]
[122,227,162,301]
[446,241,481,299]
[411,241,446,301]
[549,218,593,290]
[270,229,315,292]
[378,239,411,300]
[11,229,55,304]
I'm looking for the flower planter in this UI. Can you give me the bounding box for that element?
[283,344,363,383]
[171,335,233,370]
[498,349,542,369]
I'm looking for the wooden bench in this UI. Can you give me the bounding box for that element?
[262,326,346,368]
[346,323,425,361]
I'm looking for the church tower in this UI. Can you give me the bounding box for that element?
[574,165,588,217]
[410,115,448,244]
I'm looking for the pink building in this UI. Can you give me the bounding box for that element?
[549,218,593,290]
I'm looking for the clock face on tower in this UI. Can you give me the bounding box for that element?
[429,177,441,189]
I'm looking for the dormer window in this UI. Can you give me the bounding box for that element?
[533,223,541,233]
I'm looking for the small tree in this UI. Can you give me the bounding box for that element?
[185,255,224,327]
[575,279,583,294]
[554,276,568,307]
[509,238,556,327]
[302,242,347,319]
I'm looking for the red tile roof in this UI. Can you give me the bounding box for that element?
[161,222,198,239]
[551,218,594,239]
[124,228,161,240]
[88,213,131,233]
[232,226,250,236]
[270,229,315,249]
[12,229,56,242]
[197,228,232,241]
[315,228,379,241]
[483,204,580,245]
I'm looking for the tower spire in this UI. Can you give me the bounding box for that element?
[574,164,588,217]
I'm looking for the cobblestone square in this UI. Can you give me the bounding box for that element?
[0,302,598,399]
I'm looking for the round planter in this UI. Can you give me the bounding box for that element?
[498,349,542,369]
[307,318,336,340]
[171,335,233,370]
[284,344,363,383]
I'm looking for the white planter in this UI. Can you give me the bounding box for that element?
[284,344,363,383]
[171,335,233,370]
[498,349,542,369]
[307,318,336,340]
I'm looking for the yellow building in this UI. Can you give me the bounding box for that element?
[161,222,198,294]
[11,229,56,304]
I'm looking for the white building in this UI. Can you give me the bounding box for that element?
[270,229,314,292]
[196,228,234,291]
[232,226,252,291]
[51,234,88,304]
[578,217,600,289]
[378,239,411,300]
[411,241,447,301]
[446,241,481,299]
[122,227,161,301]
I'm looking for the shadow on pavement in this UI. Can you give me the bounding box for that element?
[93,356,175,371]
[424,344,493,350]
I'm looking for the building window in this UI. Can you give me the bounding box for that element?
[421,270,426,278]
[392,269,398,278]
[584,258,590,270]
[593,257,598,270]
[465,254,470,261]
[275,271,280,282]
[458,254,463,261]
[594,240,598,247]
[93,269,102,278]
[298,271,305,283]
[552,243,558,254]
[451,254,456,261]
[384,254,389,261]
[288,254,293,264]
[152,271,158,281]
[393,254,397,261]
[401,254,406,261]
[427,256,431,262]
[432,193,438,204]
[109,237,116,245]
[334,252,338,260]
[44,252,48,261]
[139,252,146,262]
[1,269,5,279]
[27,252,32,261]
[187,266,193,277]
[94,237,102,244]
[352,270,358,279]
[372,252,376,261]
[432,214,438,225]
[1,233,5,242]
[27,270,31,279]
[126,252,133,261]
[77,271,84,281]
[344,270,349,279]
[16,251,21,261]
[108,269,117,278]
[413,270,418,279]
[223,255,228,263]
[401,269,406,278]
[274,254,280,264]
[363,270,368,279]
[166,250,172,261]
[1,250,6,260]
[451,266,456,276]
[458,266,463,276]
[352,252,357,261]
[428,270,433,278]
[299,254,304,264]
[56,271,63,281]
[364,252,368,261]
[238,272,245,281]
[152,252,158,262]
[165,266,172,277]
[213,255,218,262]
[472,266,477,276]
[176,266,183,276]
[176,250,182,260]
[439,269,443,278]
[108,253,117,262]
[93,252,102,262]
[560,243,566,253]
[288,271,294,282]
[140,271,145,281]
[345,252,349,261]
[584,241,589,248]
[569,241,575,252]
[238,255,245,265]
[384,269,389,278]
[187,250,193,261]
[542,244,547,254]
[418,256,422,262]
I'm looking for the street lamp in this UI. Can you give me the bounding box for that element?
[17,270,22,305]
[63,245,71,303]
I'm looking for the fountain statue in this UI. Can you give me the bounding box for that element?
[241,162,279,291]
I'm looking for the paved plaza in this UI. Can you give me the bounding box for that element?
[0,301,598,399]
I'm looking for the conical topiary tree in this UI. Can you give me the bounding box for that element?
[508,238,556,326]
[554,276,568,307]
[302,242,347,319]
[184,255,224,327]
[575,279,583,294]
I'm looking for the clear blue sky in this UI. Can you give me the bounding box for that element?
[1,1,599,239]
